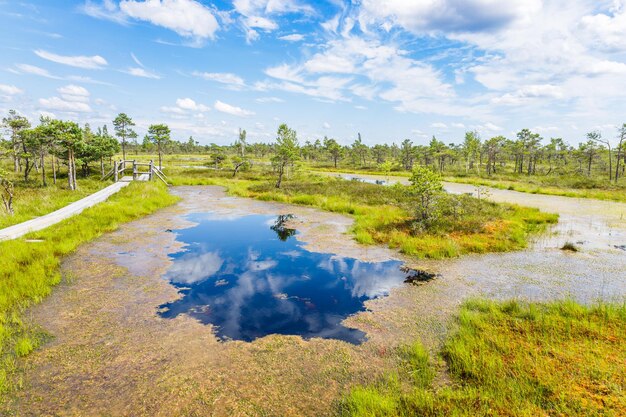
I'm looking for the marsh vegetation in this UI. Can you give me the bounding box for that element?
[1,112,624,415]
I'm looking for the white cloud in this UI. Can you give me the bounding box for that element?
[0,84,23,95]
[34,49,108,69]
[323,122,331,129]
[245,16,277,30]
[278,33,305,42]
[15,63,61,79]
[130,52,144,67]
[80,0,129,24]
[492,84,563,105]
[58,85,89,97]
[160,105,186,115]
[125,67,161,79]
[214,100,255,117]
[58,84,90,103]
[256,96,284,103]
[176,98,211,112]
[431,122,448,129]
[160,97,211,114]
[39,97,92,113]
[233,0,313,41]
[119,0,219,43]
[192,71,245,88]
[579,6,626,52]
[262,36,463,113]
[39,84,92,113]
[359,0,540,34]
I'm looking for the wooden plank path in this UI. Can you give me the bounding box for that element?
[0,160,168,242]
[0,181,130,242]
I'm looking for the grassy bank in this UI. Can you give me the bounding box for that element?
[0,178,107,229]
[443,176,626,203]
[0,181,178,393]
[308,166,626,203]
[169,169,557,259]
[340,299,626,416]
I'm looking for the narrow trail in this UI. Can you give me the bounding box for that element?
[0,181,130,242]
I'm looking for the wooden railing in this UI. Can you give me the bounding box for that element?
[101,160,169,185]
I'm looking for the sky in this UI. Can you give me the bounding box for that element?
[1,0,626,146]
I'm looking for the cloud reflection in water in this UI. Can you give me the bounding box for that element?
[159,213,406,344]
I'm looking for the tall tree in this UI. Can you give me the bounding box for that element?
[615,124,626,183]
[587,131,612,181]
[323,137,342,168]
[272,123,299,188]
[2,110,31,173]
[463,131,481,174]
[147,124,171,170]
[49,120,83,190]
[238,128,247,158]
[112,113,137,161]
[400,139,414,171]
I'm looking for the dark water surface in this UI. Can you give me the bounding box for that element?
[159,213,407,344]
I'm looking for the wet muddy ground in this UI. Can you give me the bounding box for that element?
[6,185,626,416]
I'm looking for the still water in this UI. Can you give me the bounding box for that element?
[159,213,408,344]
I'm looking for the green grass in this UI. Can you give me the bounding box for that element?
[0,181,178,394]
[0,178,108,229]
[339,299,626,417]
[169,169,557,259]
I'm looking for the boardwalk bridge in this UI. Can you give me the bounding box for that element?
[102,160,169,185]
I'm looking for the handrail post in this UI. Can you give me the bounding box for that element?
[114,160,118,182]
[149,160,154,181]
[133,160,137,180]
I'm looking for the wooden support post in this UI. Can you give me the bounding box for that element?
[114,160,119,182]
[133,160,137,180]
[149,160,154,181]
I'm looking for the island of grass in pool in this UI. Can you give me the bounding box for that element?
[159,213,408,344]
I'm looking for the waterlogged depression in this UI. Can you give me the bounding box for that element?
[159,212,409,343]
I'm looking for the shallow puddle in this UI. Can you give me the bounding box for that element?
[159,212,408,344]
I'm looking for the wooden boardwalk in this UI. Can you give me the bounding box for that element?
[0,181,130,242]
[0,160,168,242]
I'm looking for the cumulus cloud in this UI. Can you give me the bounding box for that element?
[161,97,211,114]
[176,98,211,111]
[120,0,219,43]
[38,84,92,113]
[58,84,90,103]
[34,49,108,69]
[579,6,626,52]
[214,100,255,117]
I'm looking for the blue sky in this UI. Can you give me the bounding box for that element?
[1,0,626,146]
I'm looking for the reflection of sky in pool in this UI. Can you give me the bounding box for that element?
[159,213,407,344]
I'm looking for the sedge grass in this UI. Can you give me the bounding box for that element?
[339,299,626,417]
